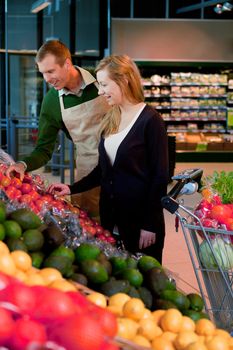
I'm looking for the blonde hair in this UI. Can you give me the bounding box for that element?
[35,40,72,66]
[95,55,144,137]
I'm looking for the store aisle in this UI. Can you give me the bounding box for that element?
[36,162,233,295]
[163,162,233,295]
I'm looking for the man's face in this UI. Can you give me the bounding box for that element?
[37,54,70,90]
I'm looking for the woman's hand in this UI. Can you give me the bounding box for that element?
[139,229,156,249]
[47,183,71,196]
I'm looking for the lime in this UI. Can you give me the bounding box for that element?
[121,268,143,288]
[138,255,161,273]
[187,293,204,312]
[80,259,109,284]
[50,245,75,263]
[110,256,128,275]
[3,220,22,239]
[0,205,6,223]
[74,243,100,264]
[182,309,204,322]
[22,229,44,251]
[0,223,6,240]
[126,257,138,269]
[6,237,28,252]
[30,251,45,269]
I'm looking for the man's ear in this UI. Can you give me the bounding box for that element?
[64,58,72,70]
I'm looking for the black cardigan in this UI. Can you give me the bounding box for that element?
[70,105,169,254]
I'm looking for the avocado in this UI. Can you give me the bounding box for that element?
[97,253,112,275]
[80,259,109,284]
[138,286,153,309]
[145,267,174,296]
[43,255,72,276]
[42,223,65,253]
[153,298,178,311]
[127,286,140,298]
[71,273,88,286]
[182,309,209,321]
[160,290,190,310]
[110,256,128,275]
[10,208,42,230]
[99,279,131,296]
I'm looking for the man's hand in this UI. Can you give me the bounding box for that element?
[5,162,26,181]
[47,183,71,196]
[139,229,156,249]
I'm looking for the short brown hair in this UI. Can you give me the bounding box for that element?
[35,40,72,66]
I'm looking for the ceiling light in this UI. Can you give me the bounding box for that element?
[222,1,233,10]
[214,3,223,13]
[31,0,52,13]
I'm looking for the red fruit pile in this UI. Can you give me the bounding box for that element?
[0,271,119,350]
[194,194,233,241]
[0,164,116,245]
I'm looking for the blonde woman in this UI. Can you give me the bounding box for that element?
[48,55,169,263]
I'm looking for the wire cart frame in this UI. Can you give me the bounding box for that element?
[162,168,233,332]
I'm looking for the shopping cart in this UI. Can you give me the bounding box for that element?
[162,168,233,332]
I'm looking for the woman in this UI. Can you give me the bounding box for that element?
[48,55,169,263]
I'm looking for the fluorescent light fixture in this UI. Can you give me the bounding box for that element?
[31,0,52,13]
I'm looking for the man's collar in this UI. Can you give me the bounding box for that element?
[59,66,96,96]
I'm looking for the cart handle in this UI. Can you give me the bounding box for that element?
[161,168,203,214]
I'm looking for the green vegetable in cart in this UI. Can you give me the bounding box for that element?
[202,171,233,204]
[199,237,233,270]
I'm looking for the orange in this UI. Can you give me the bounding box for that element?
[152,309,166,325]
[205,335,229,350]
[132,335,151,348]
[195,319,216,336]
[0,254,16,276]
[160,308,183,333]
[25,273,46,286]
[122,298,145,321]
[151,336,175,350]
[117,317,138,340]
[174,331,199,350]
[14,269,27,282]
[10,250,32,271]
[185,342,208,350]
[86,292,107,308]
[106,305,122,316]
[179,315,196,332]
[39,267,63,285]
[141,308,153,319]
[108,293,131,309]
[138,319,162,341]
[160,331,177,343]
[0,241,10,255]
[214,329,231,340]
[49,279,77,292]
[228,337,233,350]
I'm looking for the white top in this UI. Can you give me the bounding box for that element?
[104,104,146,165]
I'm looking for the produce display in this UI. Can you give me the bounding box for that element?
[0,150,232,348]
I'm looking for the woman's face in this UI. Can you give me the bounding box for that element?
[97,68,123,106]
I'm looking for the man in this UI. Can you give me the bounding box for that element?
[6,40,110,218]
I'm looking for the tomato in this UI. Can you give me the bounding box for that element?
[50,199,65,211]
[35,198,46,211]
[19,194,33,205]
[22,173,33,184]
[48,313,104,350]
[66,291,90,309]
[1,176,11,187]
[90,306,118,337]
[0,307,15,345]
[85,225,97,235]
[210,204,232,224]
[28,190,40,201]
[1,282,37,315]
[40,194,53,203]
[102,341,120,350]
[224,217,233,231]
[20,183,32,194]
[79,209,88,218]
[11,177,22,189]
[0,272,12,290]
[9,317,47,350]
[32,287,77,323]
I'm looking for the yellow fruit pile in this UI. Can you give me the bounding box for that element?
[87,291,233,350]
[0,241,76,292]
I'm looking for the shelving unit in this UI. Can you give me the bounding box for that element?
[141,69,233,162]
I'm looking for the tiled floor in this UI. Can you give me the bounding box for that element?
[35,162,233,295]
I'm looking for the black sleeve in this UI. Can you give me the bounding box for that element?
[68,163,101,194]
